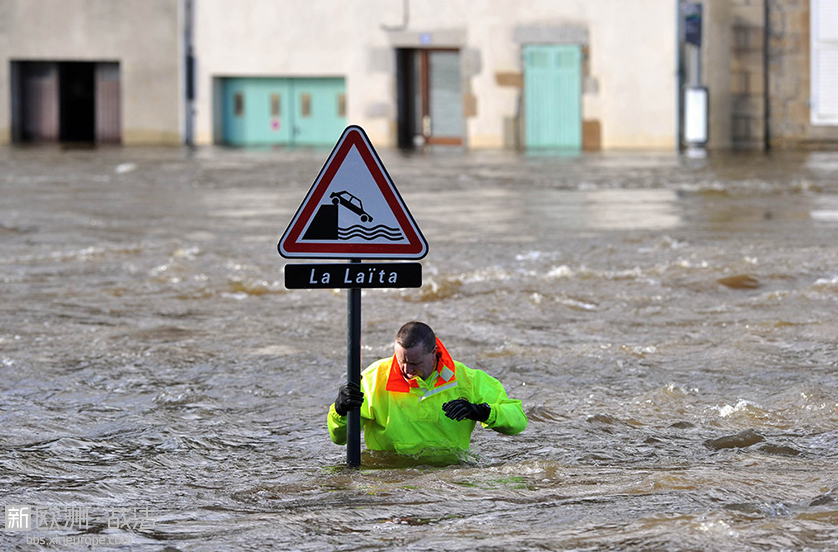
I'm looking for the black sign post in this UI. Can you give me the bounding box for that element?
[346,260,362,467]
[284,260,422,467]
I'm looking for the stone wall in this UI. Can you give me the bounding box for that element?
[704,0,838,150]
[768,0,838,148]
[730,0,766,149]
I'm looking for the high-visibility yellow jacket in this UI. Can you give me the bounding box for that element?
[328,339,527,456]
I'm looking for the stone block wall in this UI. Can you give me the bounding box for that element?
[730,0,766,149]
[768,0,838,148]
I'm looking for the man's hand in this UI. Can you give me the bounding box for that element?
[334,381,364,417]
[442,398,490,422]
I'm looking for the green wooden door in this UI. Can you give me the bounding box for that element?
[222,78,249,144]
[291,78,347,146]
[524,45,582,149]
[254,78,292,144]
[222,77,345,146]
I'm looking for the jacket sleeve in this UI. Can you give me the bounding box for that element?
[327,403,348,445]
[327,363,377,446]
[470,368,527,435]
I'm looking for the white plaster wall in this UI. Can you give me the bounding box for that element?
[587,1,679,149]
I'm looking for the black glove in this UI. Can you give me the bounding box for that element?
[442,399,490,422]
[334,381,364,417]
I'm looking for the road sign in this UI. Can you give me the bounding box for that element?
[684,3,702,47]
[284,262,422,289]
[277,126,430,467]
[278,125,428,260]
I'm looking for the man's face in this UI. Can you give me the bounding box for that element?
[394,342,437,381]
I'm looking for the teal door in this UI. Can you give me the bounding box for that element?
[222,78,292,145]
[291,78,347,146]
[524,45,582,149]
[222,77,345,146]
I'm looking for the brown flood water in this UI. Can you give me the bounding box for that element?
[1,145,838,550]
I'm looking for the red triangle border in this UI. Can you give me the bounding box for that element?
[278,126,428,259]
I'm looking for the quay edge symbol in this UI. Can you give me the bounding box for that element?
[278,125,428,260]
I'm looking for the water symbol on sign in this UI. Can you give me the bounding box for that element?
[302,190,404,241]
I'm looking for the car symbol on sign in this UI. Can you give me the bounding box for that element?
[330,191,373,222]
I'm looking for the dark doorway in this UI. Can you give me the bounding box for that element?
[59,62,96,142]
[395,48,463,149]
[12,60,119,144]
[395,49,417,149]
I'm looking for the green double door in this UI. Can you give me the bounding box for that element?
[524,45,582,150]
[222,77,346,146]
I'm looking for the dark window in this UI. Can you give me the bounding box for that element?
[301,94,311,117]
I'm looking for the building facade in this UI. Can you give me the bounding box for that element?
[1,0,835,150]
[195,0,678,150]
[698,0,838,149]
[0,0,182,145]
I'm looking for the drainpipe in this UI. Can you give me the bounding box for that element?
[763,0,770,151]
[677,0,685,151]
[184,0,196,146]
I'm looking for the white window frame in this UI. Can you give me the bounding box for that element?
[811,0,838,125]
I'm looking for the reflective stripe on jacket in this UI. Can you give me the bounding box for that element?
[328,339,527,455]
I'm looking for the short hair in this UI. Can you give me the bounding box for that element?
[396,321,436,353]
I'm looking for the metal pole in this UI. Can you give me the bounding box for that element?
[346,260,362,467]
[677,0,685,151]
[763,0,771,151]
[183,0,195,147]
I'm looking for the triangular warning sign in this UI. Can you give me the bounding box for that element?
[278,126,428,260]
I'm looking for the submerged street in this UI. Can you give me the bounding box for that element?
[2,145,838,550]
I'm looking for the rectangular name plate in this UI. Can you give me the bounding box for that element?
[284,263,422,289]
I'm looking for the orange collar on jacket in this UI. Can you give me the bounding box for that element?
[385,338,457,393]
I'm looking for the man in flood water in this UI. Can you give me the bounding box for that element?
[328,321,527,457]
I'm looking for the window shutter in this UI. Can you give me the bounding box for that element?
[812,0,838,124]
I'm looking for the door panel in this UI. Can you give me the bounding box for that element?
[291,78,347,146]
[524,44,582,149]
[248,79,291,145]
[95,62,121,143]
[21,62,60,141]
[222,77,345,146]
[222,78,248,144]
[428,51,463,142]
